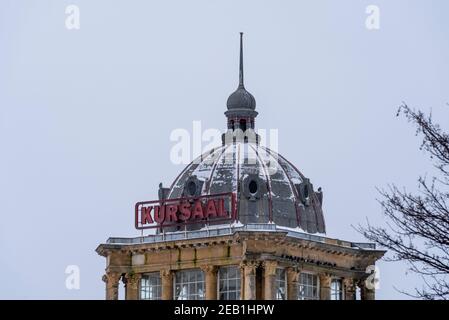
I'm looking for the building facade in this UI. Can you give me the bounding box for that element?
[96,33,385,300]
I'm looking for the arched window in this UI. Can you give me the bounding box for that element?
[239,119,247,132]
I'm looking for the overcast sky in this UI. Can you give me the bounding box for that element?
[1,0,449,299]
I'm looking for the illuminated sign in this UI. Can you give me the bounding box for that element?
[135,192,236,229]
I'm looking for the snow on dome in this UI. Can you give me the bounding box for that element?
[165,142,326,234]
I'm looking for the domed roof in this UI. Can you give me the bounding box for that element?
[227,86,256,110]
[159,34,325,235]
[166,142,326,234]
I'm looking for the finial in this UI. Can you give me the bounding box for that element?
[239,32,244,88]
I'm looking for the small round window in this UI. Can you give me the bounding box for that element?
[187,181,197,196]
[248,180,258,195]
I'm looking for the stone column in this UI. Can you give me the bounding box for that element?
[239,265,245,300]
[201,265,218,300]
[160,269,173,300]
[102,272,121,300]
[360,279,376,300]
[125,273,142,300]
[319,273,332,300]
[263,261,278,300]
[242,262,258,300]
[286,267,299,300]
[343,278,356,300]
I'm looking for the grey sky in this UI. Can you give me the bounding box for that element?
[1,0,449,299]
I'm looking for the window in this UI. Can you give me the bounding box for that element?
[239,119,247,132]
[331,279,343,300]
[174,269,205,300]
[275,268,287,300]
[248,180,258,194]
[140,273,161,300]
[298,273,319,300]
[218,266,241,300]
[187,181,197,196]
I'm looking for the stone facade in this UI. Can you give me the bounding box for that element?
[96,228,384,300]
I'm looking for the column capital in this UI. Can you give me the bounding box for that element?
[240,261,259,274]
[319,273,332,285]
[343,277,356,289]
[103,272,121,300]
[319,273,332,300]
[200,265,218,274]
[343,277,357,300]
[286,267,299,300]
[241,261,258,300]
[263,261,278,276]
[160,269,173,300]
[202,265,218,300]
[102,272,121,285]
[263,261,278,300]
[160,269,172,279]
[124,273,141,300]
[125,273,142,290]
[286,267,300,282]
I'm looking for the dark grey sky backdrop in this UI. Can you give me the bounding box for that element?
[1,0,449,299]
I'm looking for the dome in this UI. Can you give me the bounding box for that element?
[226,85,256,110]
[158,33,325,235]
[165,142,326,234]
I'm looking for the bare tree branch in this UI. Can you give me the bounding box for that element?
[358,103,449,300]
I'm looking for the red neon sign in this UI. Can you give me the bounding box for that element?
[135,192,236,230]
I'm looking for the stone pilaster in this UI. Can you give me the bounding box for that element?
[343,278,356,300]
[239,264,245,300]
[286,267,299,300]
[242,261,258,300]
[201,265,218,300]
[102,272,121,300]
[125,273,142,300]
[263,261,278,300]
[319,273,332,300]
[160,269,173,300]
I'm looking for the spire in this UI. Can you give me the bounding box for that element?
[226,32,257,114]
[239,32,244,88]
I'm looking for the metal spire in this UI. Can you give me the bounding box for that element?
[239,32,244,88]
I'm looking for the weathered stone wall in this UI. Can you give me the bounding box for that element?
[97,231,383,300]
